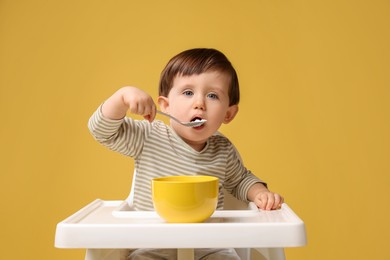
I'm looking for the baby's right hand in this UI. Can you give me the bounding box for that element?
[102,86,156,122]
[121,87,156,122]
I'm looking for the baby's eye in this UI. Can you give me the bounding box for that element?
[183,90,193,96]
[207,93,219,99]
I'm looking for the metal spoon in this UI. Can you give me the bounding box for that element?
[157,111,206,127]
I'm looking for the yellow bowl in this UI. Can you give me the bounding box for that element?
[151,175,219,223]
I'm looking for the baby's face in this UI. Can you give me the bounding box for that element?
[160,71,237,151]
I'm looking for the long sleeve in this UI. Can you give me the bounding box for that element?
[88,104,150,158]
[224,144,267,202]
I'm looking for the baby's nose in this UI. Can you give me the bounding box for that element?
[193,97,205,110]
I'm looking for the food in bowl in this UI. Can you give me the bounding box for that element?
[151,175,219,223]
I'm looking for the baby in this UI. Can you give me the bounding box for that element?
[89,48,283,259]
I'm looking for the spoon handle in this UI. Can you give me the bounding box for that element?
[157,110,182,124]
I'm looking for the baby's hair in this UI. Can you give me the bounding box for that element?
[159,48,240,106]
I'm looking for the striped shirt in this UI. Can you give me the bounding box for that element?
[88,105,264,210]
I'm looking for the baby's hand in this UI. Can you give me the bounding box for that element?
[121,87,156,122]
[252,191,284,210]
[247,183,284,210]
[102,86,156,122]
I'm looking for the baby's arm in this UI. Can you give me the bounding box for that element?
[102,86,156,122]
[247,183,284,210]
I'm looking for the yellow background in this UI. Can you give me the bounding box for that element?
[1,0,389,259]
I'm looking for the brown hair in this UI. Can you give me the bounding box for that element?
[159,48,240,106]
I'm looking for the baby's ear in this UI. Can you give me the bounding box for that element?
[157,96,169,112]
[223,105,239,124]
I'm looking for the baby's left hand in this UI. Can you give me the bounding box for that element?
[252,191,284,210]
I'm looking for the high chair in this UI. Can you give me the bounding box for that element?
[56,193,305,260]
[56,170,306,260]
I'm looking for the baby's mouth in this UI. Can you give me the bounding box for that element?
[189,117,207,127]
[191,117,203,122]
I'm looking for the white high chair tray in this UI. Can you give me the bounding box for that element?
[55,199,306,249]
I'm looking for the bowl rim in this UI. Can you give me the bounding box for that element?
[152,175,218,183]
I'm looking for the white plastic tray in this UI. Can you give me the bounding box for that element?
[55,199,306,249]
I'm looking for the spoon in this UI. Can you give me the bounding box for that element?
[157,111,206,127]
